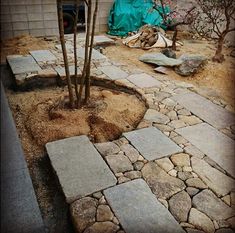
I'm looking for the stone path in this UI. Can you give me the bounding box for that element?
[6,34,235,233]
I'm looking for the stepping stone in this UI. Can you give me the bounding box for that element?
[123,127,183,161]
[127,73,161,88]
[54,65,82,78]
[77,47,107,60]
[173,92,235,129]
[94,35,115,45]
[104,179,185,233]
[98,65,128,80]
[176,123,235,177]
[30,50,57,62]
[7,55,42,75]
[46,136,117,203]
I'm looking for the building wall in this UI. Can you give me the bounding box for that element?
[0,0,59,39]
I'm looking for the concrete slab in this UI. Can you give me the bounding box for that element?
[127,73,161,88]
[176,123,235,177]
[104,179,185,233]
[30,50,57,62]
[77,47,107,60]
[123,127,183,161]
[98,65,128,80]
[54,65,82,78]
[46,136,117,203]
[7,55,42,75]
[173,92,235,129]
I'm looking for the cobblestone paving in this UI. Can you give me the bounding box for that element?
[8,35,235,233]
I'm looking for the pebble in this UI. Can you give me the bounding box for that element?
[168,120,187,129]
[118,176,131,184]
[96,205,114,222]
[133,161,144,171]
[93,191,103,199]
[171,153,190,167]
[155,157,174,173]
[186,187,200,197]
[168,169,177,177]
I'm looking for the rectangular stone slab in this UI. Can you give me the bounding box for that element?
[176,123,235,177]
[7,55,42,74]
[123,127,183,161]
[127,73,161,88]
[46,136,117,203]
[173,92,235,129]
[30,50,57,62]
[54,65,81,78]
[104,179,185,233]
[98,65,128,80]
[77,47,107,60]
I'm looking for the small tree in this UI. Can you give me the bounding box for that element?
[57,0,98,108]
[193,0,235,63]
[153,0,196,50]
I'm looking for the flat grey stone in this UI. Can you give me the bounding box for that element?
[139,53,183,67]
[176,123,235,177]
[127,73,161,88]
[173,92,235,129]
[54,65,82,78]
[46,136,117,203]
[77,47,107,60]
[191,157,235,197]
[98,65,128,80]
[94,35,115,45]
[104,179,185,233]
[7,55,42,74]
[144,109,170,124]
[123,127,183,161]
[192,189,235,221]
[30,50,57,62]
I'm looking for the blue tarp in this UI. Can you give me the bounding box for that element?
[108,0,170,36]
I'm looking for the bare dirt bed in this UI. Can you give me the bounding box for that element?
[104,35,235,108]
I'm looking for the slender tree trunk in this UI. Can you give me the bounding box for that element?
[73,0,79,104]
[77,0,92,107]
[84,0,98,103]
[212,34,225,63]
[57,0,74,108]
[172,27,178,51]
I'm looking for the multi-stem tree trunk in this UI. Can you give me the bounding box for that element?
[212,34,226,63]
[57,0,74,108]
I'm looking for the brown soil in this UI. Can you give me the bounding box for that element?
[104,35,235,108]
[0,34,55,64]
[7,86,146,160]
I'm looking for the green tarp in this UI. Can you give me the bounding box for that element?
[108,0,170,37]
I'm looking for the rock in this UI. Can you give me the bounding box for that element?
[183,166,193,172]
[139,53,183,67]
[172,135,188,145]
[213,220,219,230]
[186,178,208,189]
[184,145,204,159]
[171,153,190,167]
[95,142,120,156]
[93,192,103,199]
[167,110,178,120]
[168,120,187,129]
[175,54,207,76]
[191,157,235,197]
[124,171,142,180]
[84,222,120,233]
[114,137,129,147]
[179,115,202,126]
[231,192,235,207]
[192,189,235,220]
[144,109,170,124]
[106,153,133,173]
[215,229,234,233]
[154,91,171,102]
[169,191,191,222]
[178,109,191,116]
[178,171,194,181]
[115,172,123,178]
[186,228,207,233]
[133,161,144,171]
[180,222,195,229]
[188,208,215,233]
[97,205,114,222]
[161,48,176,59]
[203,156,226,174]
[168,169,177,177]
[120,144,139,163]
[221,195,231,206]
[217,220,231,228]
[118,176,130,184]
[112,217,119,225]
[99,196,107,205]
[186,187,200,196]
[153,123,174,132]
[227,217,235,229]
[158,198,169,209]
[162,98,177,107]
[70,197,98,233]
[154,66,172,75]
[142,162,185,199]
[155,157,174,172]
